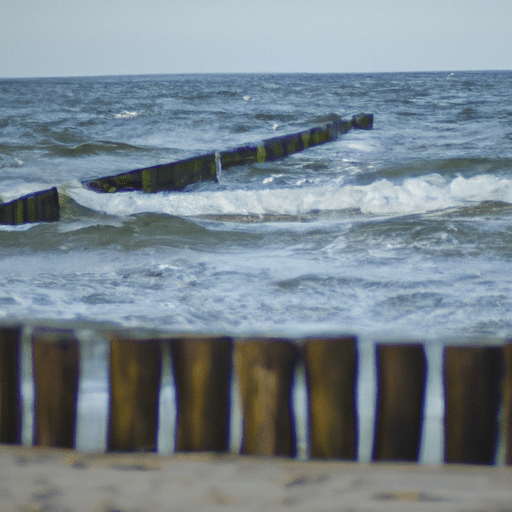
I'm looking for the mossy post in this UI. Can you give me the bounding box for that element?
[234,338,299,457]
[247,117,358,166]
[0,187,59,225]
[107,336,162,452]
[32,327,79,448]
[83,154,217,193]
[372,344,426,462]
[443,346,502,464]
[171,336,233,452]
[303,336,358,459]
[83,113,374,191]
[0,325,22,444]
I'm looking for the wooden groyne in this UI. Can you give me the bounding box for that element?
[1,323,511,466]
[82,153,218,194]
[82,114,373,193]
[0,114,373,224]
[0,187,59,225]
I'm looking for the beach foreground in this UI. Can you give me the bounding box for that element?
[1,446,512,512]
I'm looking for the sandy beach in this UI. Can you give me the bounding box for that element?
[1,446,512,512]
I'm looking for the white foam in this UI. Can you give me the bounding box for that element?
[114,111,142,118]
[67,173,512,219]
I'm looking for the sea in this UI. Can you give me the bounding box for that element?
[1,71,512,461]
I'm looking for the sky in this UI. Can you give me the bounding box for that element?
[1,0,511,78]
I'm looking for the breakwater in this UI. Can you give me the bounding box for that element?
[0,187,59,226]
[81,113,372,193]
[0,114,372,224]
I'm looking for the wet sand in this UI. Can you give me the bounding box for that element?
[1,445,512,511]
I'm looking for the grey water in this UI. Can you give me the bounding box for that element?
[2,71,512,460]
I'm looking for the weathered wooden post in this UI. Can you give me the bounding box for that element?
[0,187,60,225]
[234,338,299,457]
[171,336,233,452]
[32,327,79,448]
[443,345,502,464]
[0,325,22,444]
[502,342,512,464]
[303,336,358,459]
[82,154,218,193]
[372,344,426,462]
[107,335,162,452]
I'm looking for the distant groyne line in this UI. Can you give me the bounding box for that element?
[82,113,372,193]
[1,320,510,466]
[0,114,373,225]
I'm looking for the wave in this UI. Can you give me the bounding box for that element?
[47,140,148,157]
[355,158,512,185]
[66,173,512,219]
[114,110,143,118]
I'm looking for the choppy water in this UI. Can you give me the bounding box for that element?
[2,71,512,341]
[3,71,512,461]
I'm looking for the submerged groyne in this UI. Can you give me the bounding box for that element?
[0,113,373,224]
[0,187,59,226]
[81,113,373,193]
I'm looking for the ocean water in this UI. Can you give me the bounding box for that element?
[2,72,512,460]
[2,71,512,340]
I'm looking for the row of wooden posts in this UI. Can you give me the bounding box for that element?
[1,324,511,465]
[0,114,373,225]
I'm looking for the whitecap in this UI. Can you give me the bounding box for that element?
[67,173,512,219]
[114,111,141,118]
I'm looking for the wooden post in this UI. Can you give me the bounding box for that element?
[32,327,79,448]
[303,336,358,459]
[0,325,22,444]
[444,346,502,464]
[372,344,426,462]
[171,336,233,452]
[234,338,299,457]
[0,187,59,225]
[82,153,217,193]
[502,342,512,464]
[107,336,162,452]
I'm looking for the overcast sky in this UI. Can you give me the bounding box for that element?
[1,0,511,78]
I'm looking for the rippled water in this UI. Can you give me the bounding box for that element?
[1,71,512,340]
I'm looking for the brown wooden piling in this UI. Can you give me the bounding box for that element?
[234,338,299,457]
[83,154,217,193]
[219,145,259,169]
[443,346,502,464]
[303,336,358,459]
[107,336,162,452]
[352,113,374,130]
[372,344,426,462]
[503,342,512,464]
[171,336,233,452]
[32,327,79,448]
[0,325,22,444]
[0,187,59,225]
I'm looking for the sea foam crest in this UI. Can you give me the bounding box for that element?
[68,173,512,218]
[114,111,141,118]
